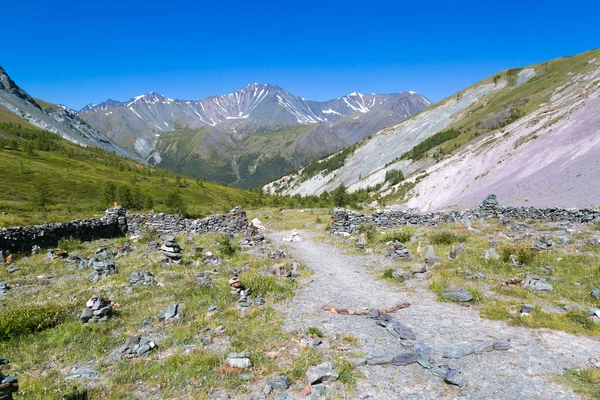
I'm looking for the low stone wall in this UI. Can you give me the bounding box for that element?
[331,194,600,234]
[126,206,249,237]
[0,207,127,254]
[0,207,249,255]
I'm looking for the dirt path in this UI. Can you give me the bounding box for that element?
[269,230,600,399]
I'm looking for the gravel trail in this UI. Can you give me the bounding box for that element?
[270,230,600,399]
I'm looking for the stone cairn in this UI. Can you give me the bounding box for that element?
[229,269,254,308]
[386,241,410,259]
[160,237,183,264]
[80,294,114,324]
[0,359,18,400]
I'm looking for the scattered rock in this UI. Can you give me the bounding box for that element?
[268,376,291,390]
[304,362,339,384]
[522,273,553,291]
[424,246,438,264]
[128,270,156,286]
[367,355,393,365]
[444,368,464,387]
[387,322,416,340]
[159,303,180,322]
[485,248,499,260]
[121,336,157,358]
[520,305,534,314]
[392,268,411,281]
[442,285,473,302]
[531,235,554,251]
[591,287,600,300]
[391,352,418,366]
[227,352,252,369]
[448,246,457,260]
[440,346,473,359]
[283,231,302,242]
[493,341,511,351]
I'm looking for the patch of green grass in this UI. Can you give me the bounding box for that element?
[0,302,74,340]
[336,358,360,387]
[286,348,324,380]
[305,326,324,337]
[499,244,537,265]
[238,270,295,299]
[428,230,466,245]
[341,335,359,344]
[561,368,600,399]
[378,229,413,244]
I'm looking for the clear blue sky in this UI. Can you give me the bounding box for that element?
[3,0,599,110]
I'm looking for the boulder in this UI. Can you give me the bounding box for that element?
[304,362,339,384]
[442,285,473,302]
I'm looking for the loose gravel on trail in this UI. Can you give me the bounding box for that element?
[270,230,600,400]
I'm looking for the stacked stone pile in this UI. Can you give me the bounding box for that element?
[386,241,410,259]
[160,237,183,264]
[89,260,117,282]
[80,295,114,323]
[331,194,600,234]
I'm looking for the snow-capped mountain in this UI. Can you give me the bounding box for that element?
[77,84,429,187]
[79,84,429,155]
[0,66,143,162]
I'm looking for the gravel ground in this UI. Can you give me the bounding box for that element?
[269,230,600,400]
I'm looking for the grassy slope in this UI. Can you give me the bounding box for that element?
[33,98,60,110]
[155,124,317,188]
[0,123,258,227]
[0,107,38,127]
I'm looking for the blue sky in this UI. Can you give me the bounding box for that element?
[3,0,599,109]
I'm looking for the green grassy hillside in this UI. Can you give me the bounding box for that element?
[0,123,259,227]
[155,124,319,188]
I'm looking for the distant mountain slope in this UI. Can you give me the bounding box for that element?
[80,85,429,187]
[266,49,600,209]
[0,66,142,162]
[0,122,257,227]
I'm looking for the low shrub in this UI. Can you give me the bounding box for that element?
[378,229,412,244]
[217,234,239,257]
[428,230,465,245]
[0,302,73,340]
[238,271,294,299]
[358,223,377,240]
[499,244,537,265]
[305,326,324,337]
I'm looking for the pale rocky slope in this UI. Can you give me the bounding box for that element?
[265,49,600,209]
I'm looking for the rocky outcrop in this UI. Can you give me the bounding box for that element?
[330,195,600,234]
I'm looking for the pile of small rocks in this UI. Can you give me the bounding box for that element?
[128,270,156,286]
[160,237,183,264]
[522,273,553,291]
[531,235,554,251]
[80,294,114,324]
[89,260,117,282]
[47,248,68,260]
[268,249,286,260]
[0,359,18,400]
[120,336,157,358]
[386,241,410,259]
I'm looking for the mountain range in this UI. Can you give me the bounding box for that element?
[78,85,430,187]
[266,49,600,209]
